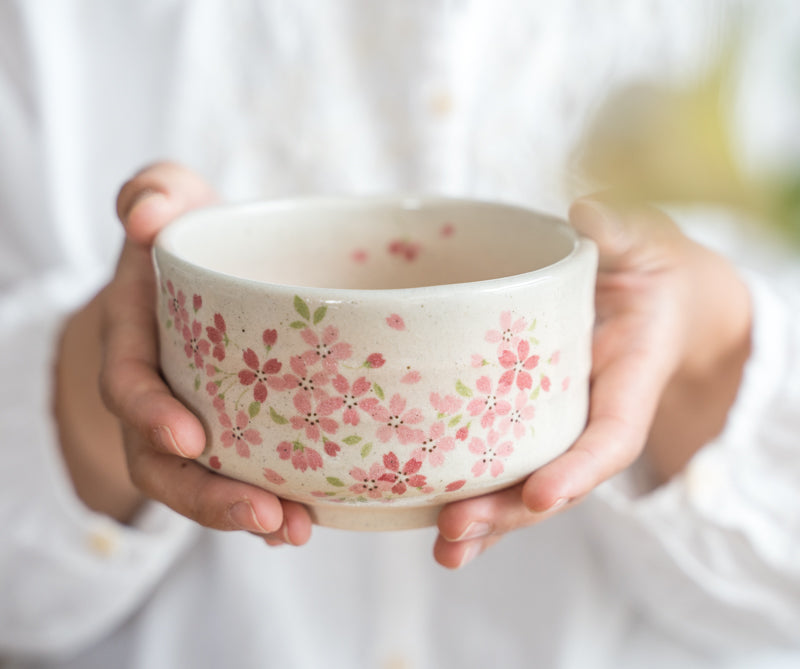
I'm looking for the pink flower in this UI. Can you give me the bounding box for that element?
[379,452,427,495]
[280,356,329,394]
[205,313,227,361]
[262,328,278,348]
[349,462,394,499]
[289,390,342,442]
[166,280,189,332]
[182,320,211,369]
[498,339,540,391]
[364,393,425,445]
[277,440,324,472]
[365,353,385,368]
[412,421,456,467]
[541,375,551,392]
[238,348,283,402]
[300,326,352,373]
[219,409,261,458]
[430,392,464,416]
[386,314,406,330]
[496,391,535,439]
[466,376,512,428]
[485,311,527,354]
[388,240,421,262]
[332,374,372,426]
[469,430,514,477]
[192,294,202,312]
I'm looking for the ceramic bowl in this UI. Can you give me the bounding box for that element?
[152,196,597,531]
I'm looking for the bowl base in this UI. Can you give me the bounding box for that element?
[309,503,442,532]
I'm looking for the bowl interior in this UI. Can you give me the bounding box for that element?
[157,197,577,290]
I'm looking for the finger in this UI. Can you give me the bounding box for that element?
[569,196,681,273]
[261,501,314,547]
[116,161,218,245]
[522,341,669,512]
[124,433,284,533]
[100,242,206,457]
[433,534,503,570]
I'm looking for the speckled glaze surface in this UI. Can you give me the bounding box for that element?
[153,196,597,531]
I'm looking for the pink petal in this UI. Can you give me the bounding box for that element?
[352,376,371,396]
[220,431,235,447]
[468,437,485,455]
[235,411,249,429]
[472,461,487,477]
[244,429,262,445]
[490,460,504,477]
[498,350,516,369]
[322,325,339,345]
[263,468,286,485]
[319,417,338,434]
[389,394,406,415]
[293,391,312,414]
[386,314,406,331]
[301,329,319,346]
[243,348,260,371]
[401,370,421,384]
[236,441,251,458]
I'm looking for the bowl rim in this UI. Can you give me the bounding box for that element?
[153,194,596,300]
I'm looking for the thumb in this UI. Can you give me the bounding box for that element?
[116,161,218,246]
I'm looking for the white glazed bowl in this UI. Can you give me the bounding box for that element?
[153,196,597,531]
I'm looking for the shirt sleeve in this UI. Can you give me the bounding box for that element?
[0,270,200,661]
[587,269,800,655]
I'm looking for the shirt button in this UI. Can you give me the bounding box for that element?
[86,526,120,558]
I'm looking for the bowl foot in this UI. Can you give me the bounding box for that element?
[309,503,442,531]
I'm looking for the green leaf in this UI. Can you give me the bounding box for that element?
[530,387,540,401]
[294,295,310,320]
[361,442,373,459]
[269,406,289,424]
[455,380,473,398]
[165,319,173,330]
[313,306,327,324]
[193,375,201,391]
[326,476,346,487]
[248,401,261,419]
[528,318,537,331]
[373,383,385,401]
[448,414,463,428]
[342,435,362,446]
[290,320,307,329]
[528,336,540,345]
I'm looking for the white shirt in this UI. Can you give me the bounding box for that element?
[1,2,799,667]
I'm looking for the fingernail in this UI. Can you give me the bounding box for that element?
[153,425,191,458]
[548,498,568,512]
[228,501,267,533]
[457,541,483,569]
[454,521,492,542]
[280,524,294,546]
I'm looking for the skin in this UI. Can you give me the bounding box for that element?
[54,162,751,563]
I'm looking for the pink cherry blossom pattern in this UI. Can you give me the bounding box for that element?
[365,353,385,368]
[362,393,426,445]
[280,355,330,394]
[469,430,514,477]
[429,392,464,416]
[300,325,352,374]
[277,440,324,472]
[263,328,278,348]
[332,374,372,426]
[182,319,211,369]
[238,348,283,402]
[540,375,551,392]
[289,390,343,442]
[379,452,427,495]
[496,391,536,439]
[349,462,394,499]
[219,409,261,458]
[205,313,227,362]
[192,294,202,312]
[263,468,286,485]
[467,376,513,428]
[485,310,528,354]
[166,280,189,332]
[412,421,456,467]
[386,314,406,331]
[498,339,540,391]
